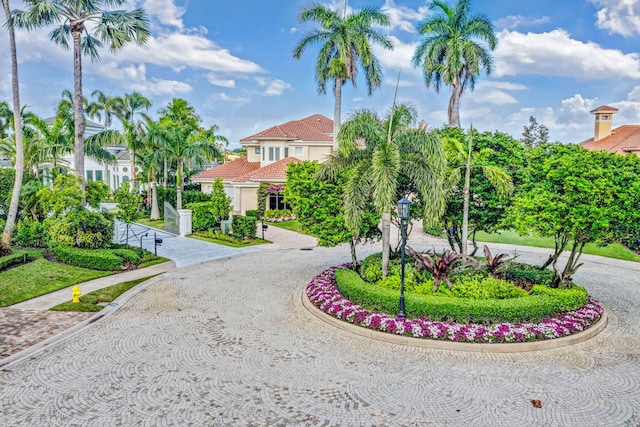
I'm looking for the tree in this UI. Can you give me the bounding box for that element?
[443,127,513,254]
[1,0,25,254]
[285,161,380,267]
[113,183,142,244]
[521,116,549,148]
[116,92,151,190]
[10,0,149,184]
[293,2,392,149]
[508,144,635,287]
[412,0,497,128]
[318,104,447,277]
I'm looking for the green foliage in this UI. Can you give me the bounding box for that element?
[245,210,259,219]
[285,161,379,247]
[86,180,110,209]
[12,220,49,248]
[405,246,478,290]
[335,268,588,324]
[46,210,113,249]
[0,251,28,271]
[188,201,229,232]
[113,184,143,225]
[502,263,553,287]
[19,180,46,221]
[154,186,211,218]
[0,168,15,214]
[38,175,84,215]
[231,215,257,240]
[51,245,123,271]
[263,209,293,219]
[209,177,232,218]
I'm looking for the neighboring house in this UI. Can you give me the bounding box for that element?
[192,114,333,214]
[579,106,640,156]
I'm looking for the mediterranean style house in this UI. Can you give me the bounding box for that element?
[192,114,333,214]
[579,105,640,156]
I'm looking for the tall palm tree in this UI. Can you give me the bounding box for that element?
[293,2,392,150]
[116,92,152,190]
[319,104,447,277]
[10,0,149,183]
[444,128,513,254]
[140,118,171,220]
[87,90,120,184]
[1,0,24,253]
[412,0,497,128]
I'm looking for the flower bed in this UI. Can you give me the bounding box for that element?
[265,217,295,223]
[306,265,604,344]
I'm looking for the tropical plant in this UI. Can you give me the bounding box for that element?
[10,0,149,183]
[482,245,511,277]
[113,183,142,244]
[318,104,447,277]
[412,0,497,127]
[293,2,392,149]
[405,245,478,291]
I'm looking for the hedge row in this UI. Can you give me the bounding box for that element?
[0,252,27,271]
[51,246,126,271]
[335,269,588,324]
[231,215,257,240]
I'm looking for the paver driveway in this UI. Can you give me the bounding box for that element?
[1,244,639,426]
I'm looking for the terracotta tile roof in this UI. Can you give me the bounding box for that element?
[233,157,301,182]
[590,105,619,114]
[579,125,640,155]
[240,114,332,143]
[191,157,260,180]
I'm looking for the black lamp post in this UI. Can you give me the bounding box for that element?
[397,197,411,318]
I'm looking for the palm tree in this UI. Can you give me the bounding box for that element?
[412,0,497,128]
[319,104,447,277]
[9,0,149,183]
[140,117,171,220]
[293,2,392,150]
[87,90,120,184]
[1,0,24,253]
[116,92,152,190]
[444,127,513,254]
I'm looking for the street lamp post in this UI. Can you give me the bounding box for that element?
[397,197,411,318]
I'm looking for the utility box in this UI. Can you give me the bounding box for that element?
[221,220,232,235]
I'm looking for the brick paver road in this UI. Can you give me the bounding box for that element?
[1,244,639,426]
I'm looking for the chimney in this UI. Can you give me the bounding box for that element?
[590,105,619,142]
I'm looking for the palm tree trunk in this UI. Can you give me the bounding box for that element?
[176,159,183,210]
[448,85,462,128]
[333,77,343,152]
[1,0,24,253]
[381,211,391,278]
[130,147,136,191]
[163,158,168,189]
[349,237,358,269]
[150,169,160,220]
[72,29,85,186]
[461,130,472,255]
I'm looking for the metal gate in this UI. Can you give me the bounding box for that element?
[164,201,179,235]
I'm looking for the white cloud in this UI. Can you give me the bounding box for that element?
[256,78,293,96]
[290,27,298,34]
[383,0,427,33]
[140,0,186,30]
[88,62,192,95]
[206,74,236,88]
[216,93,250,104]
[352,97,363,102]
[494,15,551,30]
[589,0,640,37]
[494,29,640,79]
[374,36,419,74]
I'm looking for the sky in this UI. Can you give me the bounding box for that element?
[1,0,640,148]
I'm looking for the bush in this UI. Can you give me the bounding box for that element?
[503,263,553,287]
[245,210,259,219]
[335,269,588,324]
[51,245,123,271]
[0,252,28,271]
[263,209,293,220]
[46,209,113,249]
[12,220,49,248]
[187,199,230,232]
[231,215,257,240]
[109,248,141,264]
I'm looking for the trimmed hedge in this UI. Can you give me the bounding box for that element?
[503,263,554,287]
[0,252,28,271]
[335,268,588,324]
[12,220,49,248]
[51,245,123,271]
[231,215,257,240]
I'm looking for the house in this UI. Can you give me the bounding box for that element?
[192,114,333,214]
[579,106,640,156]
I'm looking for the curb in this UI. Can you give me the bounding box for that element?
[300,290,608,353]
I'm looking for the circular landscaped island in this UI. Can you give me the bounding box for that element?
[303,250,606,352]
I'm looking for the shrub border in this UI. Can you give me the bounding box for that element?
[302,265,607,353]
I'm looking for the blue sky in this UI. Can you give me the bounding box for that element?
[1,0,640,147]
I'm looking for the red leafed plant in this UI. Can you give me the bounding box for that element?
[483,245,512,277]
[405,246,479,291]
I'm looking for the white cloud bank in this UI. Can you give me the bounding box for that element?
[589,0,640,37]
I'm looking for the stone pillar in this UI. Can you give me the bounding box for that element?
[113,221,121,244]
[178,209,193,236]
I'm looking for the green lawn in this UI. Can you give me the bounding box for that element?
[266,220,305,234]
[50,275,159,312]
[189,232,270,247]
[474,230,640,262]
[135,218,166,230]
[0,250,112,307]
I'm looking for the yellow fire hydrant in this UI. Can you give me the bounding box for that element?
[72,285,81,303]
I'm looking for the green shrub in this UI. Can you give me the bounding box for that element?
[0,252,28,271]
[51,245,123,271]
[437,276,527,300]
[187,201,230,232]
[109,248,141,264]
[12,220,49,248]
[245,210,259,219]
[46,209,113,249]
[503,263,553,286]
[231,215,257,240]
[335,269,588,324]
[263,209,293,219]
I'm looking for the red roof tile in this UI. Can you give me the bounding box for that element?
[191,157,260,180]
[233,157,301,182]
[579,125,640,155]
[240,114,332,143]
[590,105,619,114]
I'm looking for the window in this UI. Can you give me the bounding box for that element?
[294,146,303,155]
[262,148,265,161]
[269,147,274,161]
[284,147,289,157]
[123,167,128,172]
[95,170,103,181]
[122,176,129,183]
[255,148,261,155]
[275,147,280,160]
[86,170,94,181]
[269,193,289,210]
